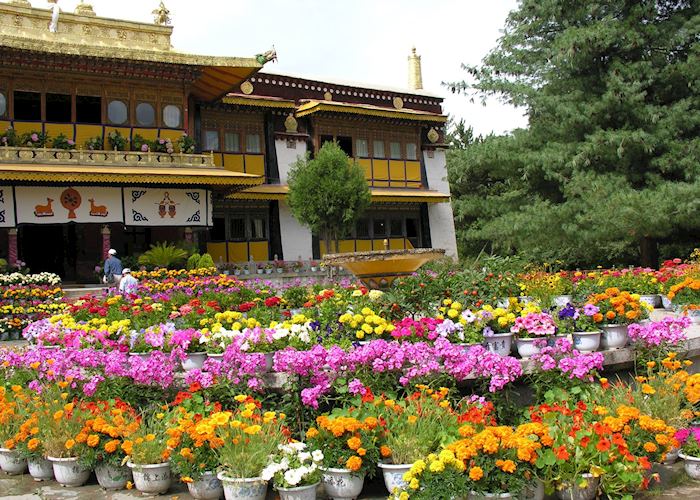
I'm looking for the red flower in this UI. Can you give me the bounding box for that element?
[554,446,570,461]
[239,302,255,313]
[596,438,611,452]
[264,297,281,307]
[188,382,202,393]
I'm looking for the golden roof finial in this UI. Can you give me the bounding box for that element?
[152,1,171,25]
[408,46,423,90]
[74,1,97,17]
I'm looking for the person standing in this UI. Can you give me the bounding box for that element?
[103,249,123,285]
[118,268,139,294]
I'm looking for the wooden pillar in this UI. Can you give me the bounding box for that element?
[101,224,111,260]
[7,228,18,266]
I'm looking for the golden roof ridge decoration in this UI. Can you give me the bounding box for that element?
[295,100,447,123]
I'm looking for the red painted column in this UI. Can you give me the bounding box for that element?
[101,225,111,260]
[7,228,17,267]
[184,227,193,243]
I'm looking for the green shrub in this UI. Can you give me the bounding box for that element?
[197,253,215,269]
[137,242,188,270]
[186,253,201,270]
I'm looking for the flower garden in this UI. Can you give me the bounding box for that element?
[0,257,700,500]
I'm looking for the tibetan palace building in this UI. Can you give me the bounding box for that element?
[0,1,457,281]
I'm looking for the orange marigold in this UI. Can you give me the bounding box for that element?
[346,455,362,472]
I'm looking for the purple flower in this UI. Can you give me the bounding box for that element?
[628,316,690,347]
[31,133,38,142]
[141,144,149,152]
[583,304,600,316]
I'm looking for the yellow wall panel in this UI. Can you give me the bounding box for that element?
[372,239,386,251]
[245,155,265,176]
[207,243,228,264]
[75,124,104,148]
[133,128,158,141]
[373,181,390,188]
[338,240,355,253]
[389,238,406,250]
[158,129,185,142]
[358,158,372,180]
[212,153,224,167]
[406,161,421,183]
[355,240,372,252]
[228,242,248,263]
[223,154,245,173]
[389,181,408,188]
[389,160,406,181]
[0,120,10,130]
[406,239,415,250]
[319,241,327,256]
[45,123,74,142]
[249,241,269,261]
[406,181,422,189]
[12,122,40,136]
[372,159,389,180]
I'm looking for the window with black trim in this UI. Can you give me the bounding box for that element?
[162,105,181,128]
[13,91,41,121]
[373,218,387,238]
[390,219,403,237]
[76,95,102,124]
[229,217,246,240]
[136,102,156,127]
[46,93,72,123]
[246,134,261,153]
[108,100,128,125]
[204,130,219,151]
[211,217,226,241]
[224,132,240,152]
[0,92,7,118]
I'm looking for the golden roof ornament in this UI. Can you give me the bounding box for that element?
[255,47,277,65]
[9,0,31,6]
[74,1,96,17]
[408,46,424,90]
[427,127,439,144]
[284,114,298,134]
[152,1,171,26]
[393,97,404,110]
[240,81,254,95]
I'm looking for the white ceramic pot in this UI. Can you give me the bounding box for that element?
[483,333,514,357]
[188,471,224,500]
[556,474,599,500]
[679,453,700,480]
[217,472,268,500]
[28,457,54,481]
[515,337,546,359]
[683,309,700,325]
[639,295,660,309]
[664,446,680,465]
[208,353,225,361]
[378,462,411,494]
[182,352,207,372]
[600,324,629,350]
[320,467,365,500]
[95,462,132,490]
[553,295,573,308]
[277,481,320,500]
[520,480,544,500]
[128,461,172,496]
[572,331,601,352]
[0,448,27,475]
[129,352,152,359]
[661,295,673,310]
[48,456,91,487]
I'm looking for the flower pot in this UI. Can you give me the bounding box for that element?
[556,474,599,500]
[28,457,54,481]
[128,461,172,496]
[129,352,152,359]
[188,471,224,500]
[320,467,365,500]
[263,352,275,372]
[0,448,27,475]
[547,334,569,347]
[639,295,660,309]
[520,480,545,500]
[217,472,268,500]
[600,324,629,350]
[664,446,680,465]
[208,353,225,361]
[515,337,546,359]
[182,352,207,372]
[683,308,700,325]
[469,492,513,499]
[661,295,673,310]
[310,267,318,272]
[276,268,284,274]
[483,332,513,357]
[266,269,273,274]
[48,456,91,487]
[572,331,601,352]
[95,462,132,490]
[257,270,264,275]
[277,481,320,500]
[679,453,700,480]
[378,462,411,494]
[553,295,573,308]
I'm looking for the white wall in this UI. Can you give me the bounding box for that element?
[274,138,313,259]
[423,148,459,259]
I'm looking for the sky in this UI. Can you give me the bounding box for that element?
[51,0,528,135]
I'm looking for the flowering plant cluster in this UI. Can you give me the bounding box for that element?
[510,311,556,338]
[554,303,600,333]
[667,277,700,307]
[587,288,650,325]
[262,442,324,489]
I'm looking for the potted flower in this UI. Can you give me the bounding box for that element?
[265,263,274,275]
[125,413,172,496]
[310,261,319,272]
[676,428,700,480]
[586,288,650,349]
[262,442,324,500]
[21,131,49,148]
[107,130,128,151]
[667,278,700,324]
[292,261,303,273]
[0,386,29,475]
[510,311,557,359]
[0,126,18,147]
[392,448,468,499]
[168,328,207,371]
[555,304,602,352]
[168,403,226,500]
[52,133,76,150]
[84,136,104,151]
[82,399,138,490]
[214,395,286,500]
[257,263,265,275]
[176,133,196,154]
[13,403,53,481]
[477,305,520,356]
[274,260,285,274]
[375,388,458,494]
[306,413,380,500]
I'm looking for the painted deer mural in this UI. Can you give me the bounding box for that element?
[34,198,54,217]
[88,198,109,217]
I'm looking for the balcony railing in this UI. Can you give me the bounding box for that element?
[0,146,215,168]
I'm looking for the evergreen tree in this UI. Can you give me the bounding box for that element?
[448,0,700,267]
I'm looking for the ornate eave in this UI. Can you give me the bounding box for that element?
[295,100,447,124]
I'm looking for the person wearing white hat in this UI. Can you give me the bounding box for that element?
[103,248,123,285]
[118,268,139,294]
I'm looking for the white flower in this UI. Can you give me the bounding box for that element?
[311,450,324,462]
[284,469,301,486]
[298,451,311,463]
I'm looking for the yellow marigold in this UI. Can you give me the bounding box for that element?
[87,434,100,448]
[496,459,517,473]
[243,425,261,435]
[469,466,484,481]
[306,427,319,439]
[65,439,76,450]
[429,460,445,473]
[642,384,656,395]
[27,438,40,451]
[644,442,658,453]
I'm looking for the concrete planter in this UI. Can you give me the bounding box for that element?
[515,337,546,359]
[639,294,660,309]
[181,352,207,372]
[187,471,224,500]
[277,481,320,500]
[28,457,54,481]
[679,453,700,480]
[556,474,599,500]
[95,462,131,490]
